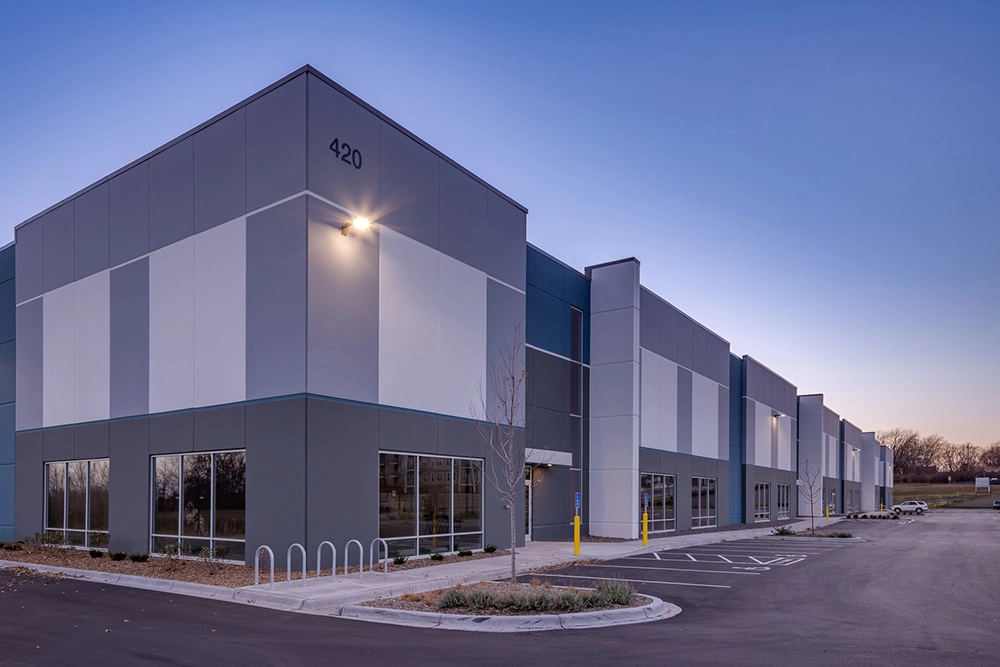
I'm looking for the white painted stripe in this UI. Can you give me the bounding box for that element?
[530,573,730,589]
[600,564,761,576]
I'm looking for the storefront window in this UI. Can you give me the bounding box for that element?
[44,459,110,547]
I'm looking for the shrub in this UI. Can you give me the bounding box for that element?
[499,592,529,611]
[527,591,554,611]
[466,589,495,610]
[89,549,104,558]
[430,553,444,561]
[830,532,853,538]
[772,526,795,536]
[393,555,408,565]
[1,541,21,551]
[594,579,635,605]
[554,591,587,613]
[458,549,473,557]
[439,588,468,608]
[484,544,497,553]
[129,552,150,563]
[88,532,110,549]
[109,552,127,561]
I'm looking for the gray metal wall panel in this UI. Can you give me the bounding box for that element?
[246,74,306,212]
[109,258,149,418]
[528,351,570,414]
[677,367,692,455]
[0,341,14,405]
[692,326,707,378]
[0,246,13,283]
[306,398,378,568]
[437,417,484,460]
[0,466,12,531]
[306,74,381,218]
[14,432,43,539]
[74,422,110,460]
[531,465,571,540]
[109,162,150,266]
[246,398,306,567]
[719,384,730,460]
[379,408,438,454]
[15,299,42,430]
[487,280,526,419]
[15,220,43,303]
[639,288,660,355]
[74,183,110,280]
[486,191,527,291]
[676,315,693,370]
[659,301,677,363]
[42,427,75,462]
[0,278,15,343]
[42,203,75,292]
[527,406,572,455]
[148,411,193,455]
[379,123,439,250]
[108,417,150,553]
[306,197,379,402]
[194,109,246,233]
[194,405,245,452]
[0,405,13,464]
[439,161,489,274]
[149,137,195,251]
[246,197,307,399]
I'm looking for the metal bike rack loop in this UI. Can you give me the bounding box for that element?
[286,543,307,587]
[369,537,389,574]
[345,539,364,579]
[316,541,337,580]
[254,545,275,589]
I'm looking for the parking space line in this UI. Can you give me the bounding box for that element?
[592,564,762,576]
[529,573,731,589]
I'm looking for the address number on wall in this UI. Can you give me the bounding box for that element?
[329,138,362,169]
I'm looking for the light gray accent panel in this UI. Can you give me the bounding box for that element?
[677,367,692,455]
[74,422,109,460]
[110,258,149,418]
[379,122,439,250]
[109,162,150,266]
[74,183,110,280]
[0,341,14,405]
[306,398,378,568]
[43,427,75,462]
[15,220,43,303]
[486,191,527,291]
[42,203,75,292]
[194,404,245,452]
[487,280,526,418]
[149,411,193,455]
[246,197,307,400]
[149,137,195,251]
[14,432,43,540]
[439,161,488,273]
[108,417,150,553]
[639,288,660,355]
[720,384,729,460]
[379,408,438,454]
[307,73,381,218]
[246,398,305,567]
[194,109,246,233]
[306,197,379,402]
[247,74,306,211]
[15,299,42,430]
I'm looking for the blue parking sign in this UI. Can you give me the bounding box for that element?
[574,492,581,509]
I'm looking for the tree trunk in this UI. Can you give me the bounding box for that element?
[509,505,517,583]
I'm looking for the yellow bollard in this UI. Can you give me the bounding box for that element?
[880,503,883,511]
[642,512,648,546]
[573,515,580,556]
[825,505,829,521]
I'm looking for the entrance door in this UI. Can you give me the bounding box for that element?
[524,467,533,542]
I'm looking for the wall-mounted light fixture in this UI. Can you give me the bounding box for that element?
[342,216,371,236]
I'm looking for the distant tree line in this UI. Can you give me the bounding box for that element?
[877,428,1000,483]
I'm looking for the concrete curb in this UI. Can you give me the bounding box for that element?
[336,595,680,632]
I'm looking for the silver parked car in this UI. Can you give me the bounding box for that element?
[892,500,929,515]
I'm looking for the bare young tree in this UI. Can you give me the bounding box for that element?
[474,322,526,584]
[877,428,921,470]
[980,442,1000,470]
[798,459,823,535]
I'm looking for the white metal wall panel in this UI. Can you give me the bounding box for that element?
[379,230,440,414]
[660,355,678,452]
[194,218,247,407]
[639,348,661,449]
[777,415,792,471]
[74,271,110,423]
[437,253,486,418]
[825,434,839,478]
[42,285,75,427]
[149,237,195,413]
[754,401,771,467]
[691,372,720,460]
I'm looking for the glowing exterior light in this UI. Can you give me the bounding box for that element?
[341,216,372,236]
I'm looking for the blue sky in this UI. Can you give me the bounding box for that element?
[1,1,997,444]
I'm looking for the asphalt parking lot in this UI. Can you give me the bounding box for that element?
[2,510,998,666]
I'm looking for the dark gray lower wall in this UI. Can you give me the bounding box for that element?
[13,395,520,565]
[843,480,862,512]
[744,465,798,524]
[530,465,574,541]
[823,477,840,513]
[639,448,730,531]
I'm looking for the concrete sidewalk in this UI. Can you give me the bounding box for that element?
[2,516,844,616]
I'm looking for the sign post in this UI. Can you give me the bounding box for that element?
[573,492,581,556]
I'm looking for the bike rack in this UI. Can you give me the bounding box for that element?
[254,545,275,589]
[286,543,307,587]
[369,537,389,574]
[316,541,336,580]
[345,539,364,579]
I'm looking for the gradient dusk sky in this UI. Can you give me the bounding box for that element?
[1,1,996,445]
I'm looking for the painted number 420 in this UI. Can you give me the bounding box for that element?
[329,138,362,169]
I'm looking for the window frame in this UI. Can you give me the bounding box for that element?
[691,476,717,528]
[777,484,791,519]
[754,482,771,522]
[639,472,676,533]
[43,458,110,548]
